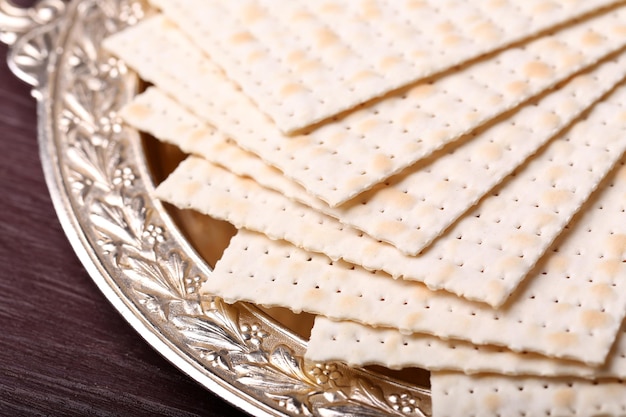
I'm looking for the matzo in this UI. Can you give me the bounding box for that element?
[149,0,622,132]
[431,372,626,417]
[307,316,626,379]
[127,54,626,256]
[197,154,626,364]
[318,55,626,255]
[119,87,292,192]
[104,10,626,206]
[157,79,626,307]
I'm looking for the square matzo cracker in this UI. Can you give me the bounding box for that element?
[307,316,626,379]
[431,372,626,417]
[150,0,622,132]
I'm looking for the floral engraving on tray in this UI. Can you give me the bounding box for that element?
[3,0,66,87]
[179,299,429,416]
[2,0,431,415]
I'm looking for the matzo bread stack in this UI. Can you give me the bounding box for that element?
[105,7,626,207]
[103,1,626,416]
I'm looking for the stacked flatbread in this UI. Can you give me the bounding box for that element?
[104,1,626,415]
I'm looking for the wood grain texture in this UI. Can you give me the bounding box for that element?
[0,41,248,416]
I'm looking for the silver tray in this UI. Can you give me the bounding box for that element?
[1,1,431,415]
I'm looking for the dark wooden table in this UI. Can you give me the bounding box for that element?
[0,39,249,417]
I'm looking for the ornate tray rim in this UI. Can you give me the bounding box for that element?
[3,1,432,415]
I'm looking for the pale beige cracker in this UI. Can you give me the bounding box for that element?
[307,316,626,379]
[156,80,626,307]
[149,0,622,133]
[122,53,626,256]
[431,372,626,417]
[119,87,292,191]
[323,55,626,255]
[192,152,626,365]
[104,11,626,206]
